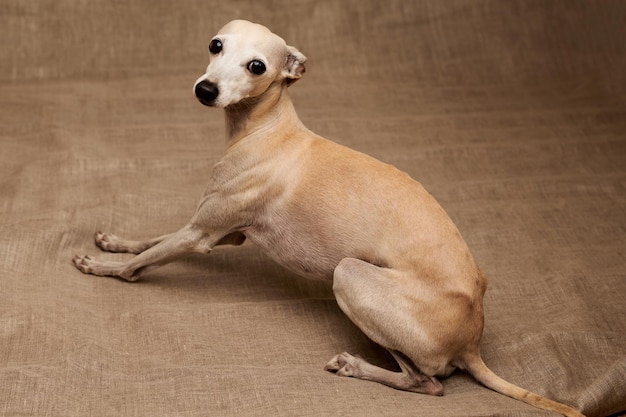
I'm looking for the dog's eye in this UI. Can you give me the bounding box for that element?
[209,39,222,54]
[247,60,266,75]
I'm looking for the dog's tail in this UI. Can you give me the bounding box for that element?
[461,352,585,417]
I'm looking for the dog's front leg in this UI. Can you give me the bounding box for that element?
[95,232,174,254]
[95,230,245,255]
[73,224,215,281]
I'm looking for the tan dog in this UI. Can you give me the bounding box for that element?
[73,20,583,417]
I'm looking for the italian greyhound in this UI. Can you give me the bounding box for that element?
[73,20,583,417]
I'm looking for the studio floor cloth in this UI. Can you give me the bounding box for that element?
[1,1,625,416]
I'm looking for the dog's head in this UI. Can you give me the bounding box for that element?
[194,20,307,108]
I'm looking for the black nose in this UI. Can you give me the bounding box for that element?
[195,80,219,105]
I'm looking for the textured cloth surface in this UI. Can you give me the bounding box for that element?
[1,1,625,416]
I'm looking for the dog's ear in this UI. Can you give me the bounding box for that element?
[283,45,307,85]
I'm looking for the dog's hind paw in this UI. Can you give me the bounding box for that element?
[324,352,359,377]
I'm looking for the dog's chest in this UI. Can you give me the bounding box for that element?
[243,209,343,281]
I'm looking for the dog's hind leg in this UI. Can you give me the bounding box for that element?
[325,258,444,395]
[325,350,443,395]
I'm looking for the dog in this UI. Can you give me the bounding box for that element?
[73,19,584,417]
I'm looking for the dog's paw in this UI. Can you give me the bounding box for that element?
[95,231,121,252]
[72,255,96,274]
[324,352,359,377]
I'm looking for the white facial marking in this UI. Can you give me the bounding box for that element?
[196,21,287,108]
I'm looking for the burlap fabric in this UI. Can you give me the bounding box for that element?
[1,1,625,416]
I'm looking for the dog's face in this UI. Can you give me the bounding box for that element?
[194,20,306,108]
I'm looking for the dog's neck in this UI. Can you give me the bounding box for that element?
[223,82,302,147]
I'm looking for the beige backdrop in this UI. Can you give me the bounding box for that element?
[1,1,625,416]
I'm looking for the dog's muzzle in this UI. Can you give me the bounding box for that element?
[195,80,219,106]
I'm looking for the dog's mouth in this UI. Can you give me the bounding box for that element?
[194,80,219,107]
[196,97,215,107]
